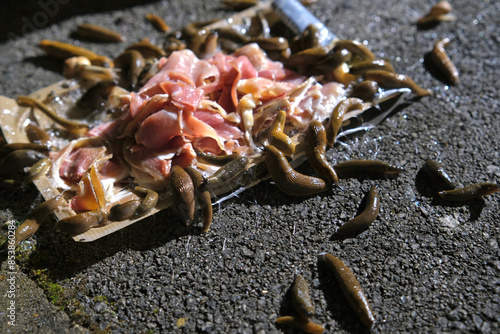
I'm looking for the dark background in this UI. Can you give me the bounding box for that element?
[1,0,499,333]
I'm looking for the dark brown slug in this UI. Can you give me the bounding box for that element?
[334,185,379,238]
[422,159,456,191]
[438,182,499,201]
[134,186,159,215]
[205,157,250,188]
[429,38,459,86]
[349,59,395,75]
[76,23,125,43]
[185,167,213,233]
[322,253,376,329]
[265,145,328,196]
[334,159,403,176]
[108,200,141,221]
[58,209,106,236]
[170,165,196,225]
[333,40,375,61]
[364,70,432,96]
[304,120,338,186]
[292,275,315,320]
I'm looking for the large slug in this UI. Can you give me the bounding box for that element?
[322,253,376,329]
[429,38,459,86]
[265,145,328,196]
[438,182,499,201]
[304,120,338,186]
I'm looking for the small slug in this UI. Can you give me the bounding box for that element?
[38,40,113,67]
[114,50,146,88]
[292,275,315,320]
[350,80,379,101]
[304,120,338,186]
[134,186,159,215]
[15,196,64,246]
[417,1,455,25]
[349,59,396,75]
[364,70,432,96]
[429,38,459,86]
[334,186,379,238]
[205,157,250,188]
[185,167,213,233]
[322,253,376,329]
[438,182,499,201]
[276,316,325,334]
[333,40,375,61]
[334,159,403,176]
[25,123,51,145]
[326,97,364,146]
[76,23,125,43]
[170,165,196,225]
[196,151,239,166]
[422,159,456,191]
[145,13,170,32]
[269,109,296,156]
[265,145,328,196]
[108,200,142,221]
[17,95,89,135]
[24,157,51,184]
[58,209,106,236]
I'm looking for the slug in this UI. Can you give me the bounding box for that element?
[265,145,328,196]
[58,209,106,236]
[125,38,166,59]
[15,196,64,246]
[108,200,141,221]
[185,167,213,233]
[196,151,239,166]
[334,159,403,176]
[16,96,89,135]
[349,59,395,75]
[333,40,375,61]
[422,159,456,191]
[275,316,325,334]
[322,253,376,329]
[114,50,146,88]
[326,97,364,146]
[204,157,250,189]
[134,186,159,215]
[438,182,499,201]
[350,80,379,101]
[269,109,296,156]
[429,38,459,86]
[76,23,125,43]
[145,13,170,32]
[304,120,338,186]
[170,165,196,225]
[334,186,379,238]
[292,275,315,320]
[364,70,432,96]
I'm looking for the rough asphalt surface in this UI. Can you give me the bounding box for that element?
[0,0,499,333]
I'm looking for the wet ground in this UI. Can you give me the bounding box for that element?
[0,0,499,333]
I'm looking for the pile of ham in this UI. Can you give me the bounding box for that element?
[49,43,346,212]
